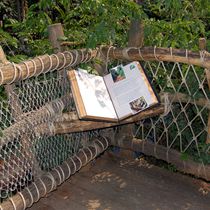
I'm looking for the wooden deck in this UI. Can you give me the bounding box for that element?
[29,152,210,210]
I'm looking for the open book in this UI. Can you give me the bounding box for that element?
[68,61,159,122]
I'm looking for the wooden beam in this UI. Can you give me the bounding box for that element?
[53,106,164,134]
[160,92,210,109]
[111,137,210,181]
[100,46,210,69]
[0,46,209,85]
[0,95,71,147]
[0,49,98,85]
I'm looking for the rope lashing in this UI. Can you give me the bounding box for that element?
[153,46,160,61]
[160,92,170,117]
[122,47,134,60]
[138,48,144,61]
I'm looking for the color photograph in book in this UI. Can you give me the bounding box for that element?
[110,65,126,83]
[68,61,159,122]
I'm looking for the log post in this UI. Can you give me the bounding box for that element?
[48,23,69,98]
[115,19,145,146]
[199,38,210,144]
[48,23,65,53]
[128,19,144,48]
[0,46,22,121]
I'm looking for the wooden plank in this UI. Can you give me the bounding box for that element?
[53,106,164,134]
[67,71,87,118]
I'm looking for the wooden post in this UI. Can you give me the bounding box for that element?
[128,19,144,48]
[114,19,145,148]
[0,46,22,120]
[199,38,210,144]
[48,23,69,94]
[48,23,65,53]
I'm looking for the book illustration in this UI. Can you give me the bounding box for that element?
[129,96,148,113]
[129,64,136,70]
[94,79,110,108]
[77,70,108,108]
[110,65,126,83]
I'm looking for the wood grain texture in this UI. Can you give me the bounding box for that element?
[48,23,64,52]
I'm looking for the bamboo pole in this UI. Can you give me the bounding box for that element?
[111,137,210,181]
[0,137,110,210]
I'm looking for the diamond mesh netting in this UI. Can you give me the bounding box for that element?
[134,60,210,164]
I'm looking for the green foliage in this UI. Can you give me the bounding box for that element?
[0,0,17,20]
[2,0,210,57]
[0,28,18,49]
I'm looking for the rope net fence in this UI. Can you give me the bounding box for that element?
[134,60,210,162]
[0,46,209,209]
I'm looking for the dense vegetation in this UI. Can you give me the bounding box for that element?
[0,0,209,61]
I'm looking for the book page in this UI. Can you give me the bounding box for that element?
[73,69,117,120]
[103,62,158,119]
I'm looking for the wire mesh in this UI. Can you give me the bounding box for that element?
[0,68,94,201]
